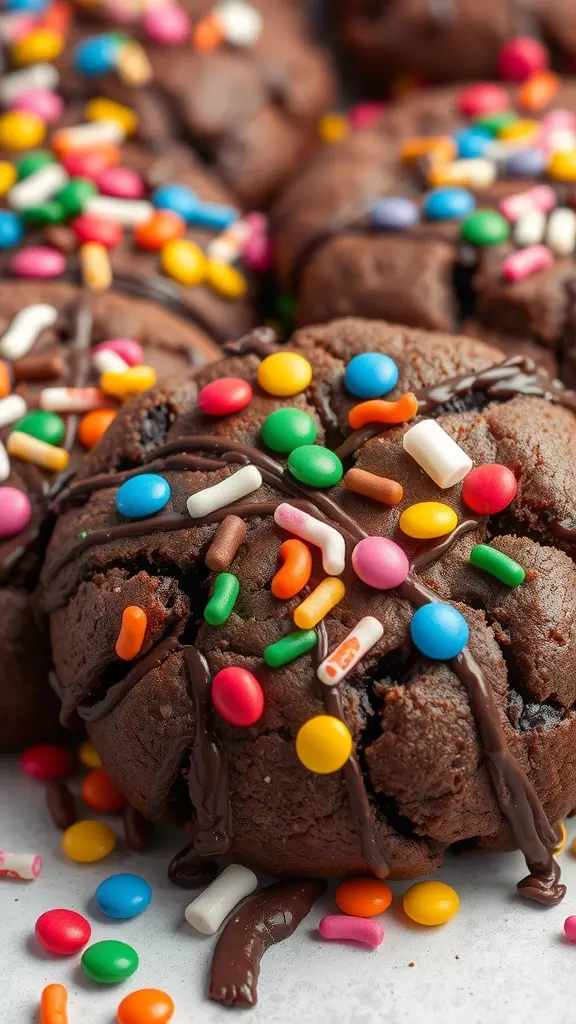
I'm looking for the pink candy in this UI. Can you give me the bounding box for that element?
[499,185,557,222]
[10,246,66,279]
[352,537,409,590]
[502,244,553,282]
[96,166,145,199]
[349,102,385,129]
[319,915,384,948]
[94,338,144,367]
[541,108,576,130]
[11,90,63,123]
[497,36,548,82]
[564,916,576,942]
[0,486,32,539]
[242,212,273,272]
[143,4,190,44]
[457,83,508,118]
[61,151,113,180]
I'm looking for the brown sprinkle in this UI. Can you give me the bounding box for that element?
[205,514,247,571]
[13,353,66,382]
[46,780,76,830]
[123,804,152,852]
[344,468,404,505]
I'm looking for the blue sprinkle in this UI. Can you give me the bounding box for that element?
[423,187,476,222]
[0,211,24,250]
[344,352,399,399]
[152,183,200,222]
[95,873,152,920]
[74,34,123,77]
[454,128,492,160]
[116,473,171,519]
[188,202,238,231]
[505,148,547,178]
[410,603,469,660]
[369,196,419,231]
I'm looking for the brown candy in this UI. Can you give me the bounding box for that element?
[46,780,76,830]
[13,353,66,382]
[205,514,247,571]
[344,468,404,505]
[123,804,152,851]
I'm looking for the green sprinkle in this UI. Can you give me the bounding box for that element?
[204,572,240,626]
[461,210,510,247]
[264,629,317,668]
[288,445,343,488]
[469,544,526,587]
[261,408,317,454]
[16,150,55,180]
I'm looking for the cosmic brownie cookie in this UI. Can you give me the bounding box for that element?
[44,318,576,905]
[273,77,576,382]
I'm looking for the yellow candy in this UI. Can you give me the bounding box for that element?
[548,150,576,182]
[117,40,153,86]
[85,97,139,136]
[498,119,539,144]
[402,135,456,164]
[78,738,102,769]
[296,714,353,774]
[399,501,458,540]
[0,162,17,197]
[403,880,459,926]
[62,820,116,863]
[7,431,68,472]
[318,112,349,145]
[257,351,313,397]
[0,111,45,150]
[101,365,157,399]
[161,239,207,286]
[80,242,112,293]
[294,577,345,629]
[553,820,567,855]
[12,28,64,65]
[206,258,247,300]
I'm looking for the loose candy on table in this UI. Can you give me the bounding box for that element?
[335,877,393,918]
[564,917,576,942]
[0,303,57,359]
[80,241,112,292]
[0,849,42,879]
[0,485,32,537]
[399,502,458,540]
[257,351,312,396]
[198,377,253,416]
[319,915,384,948]
[78,738,102,769]
[546,207,576,256]
[116,474,171,519]
[461,463,517,514]
[410,603,469,660]
[343,468,404,505]
[263,629,317,668]
[271,538,312,599]
[204,573,240,625]
[82,940,139,984]
[368,196,419,230]
[185,864,258,935]
[62,820,116,863]
[296,715,352,774]
[35,908,91,955]
[187,465,262,518]
[261,407,317,453]
[347,392,418,430]
[117,989,175,1024]
[402,880,459,925]
[10,245,66,277]
[0,208,23,248]
[317,616,384,685]
[460,209,510,245]
[46,780,77,831]
[40,983,68,1024]
[274,503,345,576]
[502,244,553,282]
[403,419,473,489]
[351,537,409,590]
[115,606,147,660]
[423,186,475,220]
[95,873,152,919]
[20,743,72,780]
[205,514,247,571]
[0,394,26,428]
[294,577,345,629]
[211,666,264,726]
[82,769,126,813]
[7,162,67,210]
[287,445,343,488]
[469,544,526,587]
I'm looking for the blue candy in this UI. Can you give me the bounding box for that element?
[410,603,469,660]
[116,474,171,519]
[505,148,547,178]
[152,183,200,222]
[344,352,399,399]
[5,0,49,11]
[74,34,123,77]
[0,211,24,250]
[454,128,492,160]
[369,196,419,231]
[95,873,152,920]
[188,202,238,231]
[423,187,475,222]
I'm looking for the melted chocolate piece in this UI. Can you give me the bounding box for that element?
[168,841,218,888]
[46,779,76,830]
[123,804,152,852]
[209,879,326,1007]
[224,326,279,358]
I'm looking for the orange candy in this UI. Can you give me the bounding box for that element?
[401,135,455,165]
[271,538,312,600]
[40,983,68,1024]
[0,359,11,398]
[78,408,117,449]
[41,0,72,34]
[335,877,393,918]
[81,769,126,813]
[134,210,185,251]
[115,605,147,660]
[192,14,224,51]
[518,70,560,111]
[117,988,174,1024]
[348,392,419,430]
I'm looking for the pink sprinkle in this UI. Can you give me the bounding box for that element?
[143,4,190,44]
[319,915,384,948]
[457,83,508,119]
[11,90,63,123]
[499,185,557,222]
[0,487,32,539]
[564,916,576,941]
[94,338,143,367]
[10,246,66,279]
[275,502,307,527]
[349,102,385,129]
[96,166,146,199]
[502,244,553,283]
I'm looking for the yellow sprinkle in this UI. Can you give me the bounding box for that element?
[101,365,157,399]
[498,119,540,144]
[85,97,139,136]
[78,738,102,769]
[117,40,153,86]
[7,430,68,472]
[257,351,312,397]
[0,111,45,150]
[399,501,458,540]
[553,820,567,855]
[318,112,349,145]
[296,714,352,774]
[11,28,64,65]
[548,150,576,182]
[80,242,112,293]
[206,258,248,300]
[161,239,207,286]
[0,162,17,197]
[294,577,345,629]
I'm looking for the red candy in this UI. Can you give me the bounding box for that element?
[72,213,123,249]
[211,667,264,726]
[20,744,73,781]
[61,147,119,179]
[35,908,91,955]
[457,83,509,118]
[497,36,548,82]
[198,378,253,417]
[461,463,518,515]
[96,166,145,199]
[81,768,126,813]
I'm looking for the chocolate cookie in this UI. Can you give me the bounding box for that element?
[44,318,576,903]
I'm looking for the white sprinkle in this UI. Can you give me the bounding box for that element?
[58,119,125,148]
[7,163,68,212]
[187,464,262,518]
[0,850,42,880]
[85,195,154,226]
[443,158,496,188]
[215,0,263,46]
[317,616,384,686]
[0,63,59,102]
[0,304,58,361]
[0,394,26,429]
[185,864,258,934]
[545,207,576,257]
[403,419,473,490]
[0,440,10,482]
[39,386,109,413]
[273,502,346,576]
[514,209,546,248]
[92,349,129,375]
[207,217,249,264]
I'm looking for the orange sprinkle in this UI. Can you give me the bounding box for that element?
[40,983,68,1024]
[192,13,224,51]
[134,210,186,251]
[78,408,117,449]
[81,769,126,813]
[271,539,312,600]
[401,135,456,164]
[348,392,418,430]
[335,877,393,918]
[0,359,11,398]
[518,70,560,111]
[115,606,147,661]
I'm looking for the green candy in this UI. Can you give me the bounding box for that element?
[16,409,65,446]
[474,110,516,135]
[461,209,510,247]
[56,177,97,217]
[264,629,317,668]
[261,408,317,454]
[288,445,343,488]
[204,572,240,626]
[16,150,55,180]
[22,200,67,227]
[81,940,139,984]
[276,293,295,326]
[469,544,525,588]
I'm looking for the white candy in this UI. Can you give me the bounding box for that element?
[187,464,262,518]
[273,502,346,576]
[92,349,129,375]
[317,615,384,686]
[215,0,263,46]
[0,850,42,880]
[0,440,10,482]
[0,63,59,102]
[58,119,125,148]
[514,209,546,248]
[444,158,496,188]
[545,207,576,257]
[86,195,154,226]
[7,162,68,212]
[185,864,258,935]
[0,394,26,429]
[207,218,250,264]
[544,128,576,153]
[39,386,107,413]
[0,304,58,360]
[403,419,473,490]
